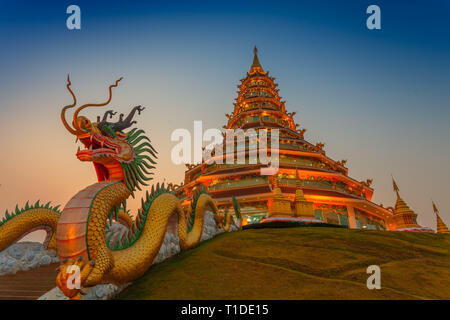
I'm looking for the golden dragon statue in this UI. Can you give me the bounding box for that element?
[0,76,242,299]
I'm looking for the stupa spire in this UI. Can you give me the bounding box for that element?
[250,46,263,72]
[392,178,413,215]
[432,201,450,234]
[392,177,400,194]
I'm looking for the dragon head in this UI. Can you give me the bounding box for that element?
[61,76,157,191]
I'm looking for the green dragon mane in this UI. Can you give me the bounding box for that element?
[120,128,158,192]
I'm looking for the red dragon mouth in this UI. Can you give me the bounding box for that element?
[76,132,123,182]
[76,132,120,161]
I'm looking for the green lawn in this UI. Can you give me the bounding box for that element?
[116,227,450,300]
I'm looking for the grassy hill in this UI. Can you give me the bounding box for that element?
[116,226,450,300]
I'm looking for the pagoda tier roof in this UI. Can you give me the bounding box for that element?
[195,164,371,197]
[238,82,279,89]
[238,121,295,132]
[211,187,392,220]
[227,108,294,127]
[209,184,363,200]
[226,122,302,138]
[206,179,370,201]
[210,185,270,198]
[239,72,274,82]
[197,147,348,176]
[200,163,333,177]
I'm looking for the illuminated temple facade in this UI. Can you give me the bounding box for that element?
[177,48,434,232]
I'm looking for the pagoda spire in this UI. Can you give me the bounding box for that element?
[392,177,400,195]
[250,46,264,72]
[392,178,413,215]
[432,201,450,234]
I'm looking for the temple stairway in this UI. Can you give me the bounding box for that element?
[0,263,58,300]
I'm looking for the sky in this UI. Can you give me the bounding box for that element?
[0,0,449,239]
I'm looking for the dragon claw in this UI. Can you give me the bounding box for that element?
[56,257,96,300]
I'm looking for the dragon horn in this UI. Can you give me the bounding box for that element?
[72,77,123,132]
[61,74,78,135]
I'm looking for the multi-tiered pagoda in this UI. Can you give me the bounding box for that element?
[177,48,434,232]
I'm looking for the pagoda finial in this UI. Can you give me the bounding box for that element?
[432,200,450,234]
[250,46,263,71]
[432,200,439,215]
[392,176,400,194]
[391,177,411,214]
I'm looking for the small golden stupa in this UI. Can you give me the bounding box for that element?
[268,176,292,217]
[387,178,422,230]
